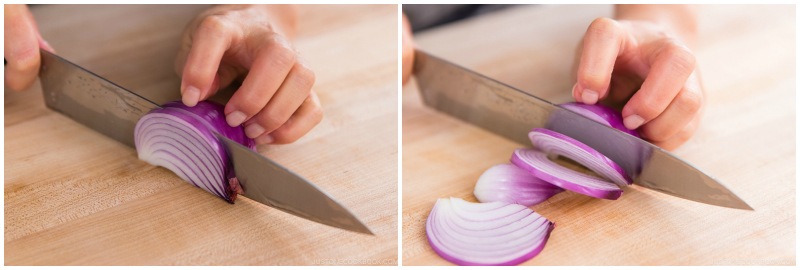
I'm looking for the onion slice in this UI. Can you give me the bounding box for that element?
[474,164,563,206]
[511,148,622,200]
[426,197,554,266]
[134,101,256,203]
[529,128,631,186]
[560,102,639,137]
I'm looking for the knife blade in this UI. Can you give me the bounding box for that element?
[413,50,752,210]
[217,135,373,235]
[38,50,374,233]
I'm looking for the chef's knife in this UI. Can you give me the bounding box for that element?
[38,50,374,234]
[413,50,752,210]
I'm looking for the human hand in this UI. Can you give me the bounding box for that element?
[175,5,321,145]
[4,4,54,91]
[402,13,414,85]
[572,16,703,150]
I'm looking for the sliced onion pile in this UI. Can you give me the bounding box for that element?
[426,197,554,266]
[134,101,256,203]
[427,102,638,265]
[473,164,563,206]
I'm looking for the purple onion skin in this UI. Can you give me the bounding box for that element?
[530,128,632,185]
[161,101,256,150]
[426,198,555,266]
[142,101,255,203]
[560,102,639,138]
[511,148,623,200]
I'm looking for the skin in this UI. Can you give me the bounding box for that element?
[573,5,703,150]
[4,4,321,145]
[402,5,703,150]
[4,4,54,92]
[175,5,321,145]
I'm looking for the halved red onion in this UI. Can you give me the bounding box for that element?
[134,101,256,203]
[426,197,554,266]
[511,148,622,200]
[529,128,631,186]
[560,102,639,137]
[474,164,563,206]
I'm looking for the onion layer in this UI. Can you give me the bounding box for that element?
[474,164,563,206]
[134,101,256,203]
[511,148,623,200]
[529,128,631,186]
[426,197,554,266]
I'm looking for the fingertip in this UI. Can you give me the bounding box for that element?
[255,133,274,145]
[581,89,599,105]
[225,110,247,127]
[623,114,644,130]
[182,86,200,107]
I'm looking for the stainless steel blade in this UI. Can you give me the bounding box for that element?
[217,135,374,235]
[39,50,159,147]
[413,50,752,210]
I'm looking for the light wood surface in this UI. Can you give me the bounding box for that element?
[5,4,398,265]
[402,5,795,265]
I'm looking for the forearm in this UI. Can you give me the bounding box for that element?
[193,5,298,39]
[615,5,698,47]
[257,4,297,39]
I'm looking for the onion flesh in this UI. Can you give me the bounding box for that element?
[511,148,623,200]
[134,101,256,203]
[426,197,554,266]
[474,164,563,206]
[529,128,631,186]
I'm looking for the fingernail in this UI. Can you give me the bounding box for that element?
[244,123,265,138]
[255,134,274,145]
[182,86,200,107]
[623,114,645,130]
[581,89,598,105]
[226,111,247,127]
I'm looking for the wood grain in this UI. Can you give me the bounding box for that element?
[402,4,795,265]
[5,4,398,265]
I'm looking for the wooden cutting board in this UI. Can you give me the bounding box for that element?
[5,5,398,265]
[402,5,795,265]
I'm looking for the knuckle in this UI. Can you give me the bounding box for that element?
[309,104,324,124]
[258,109,288,131]
[580,73,608,89]
[182,64,209,83]
[266,37,296,67]
[197,15,229,38]
[663,44,696,72]
[676,89,703,115]
[587,17,620,40]
[634,98,662,120]
[294,64,316,91]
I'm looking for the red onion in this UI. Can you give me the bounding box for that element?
[426,197,554,266]
[134,101,256,203]
[529,128,631,186]
[560,102,639,137]
[511,148,623,200]
[474,164,563,206]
